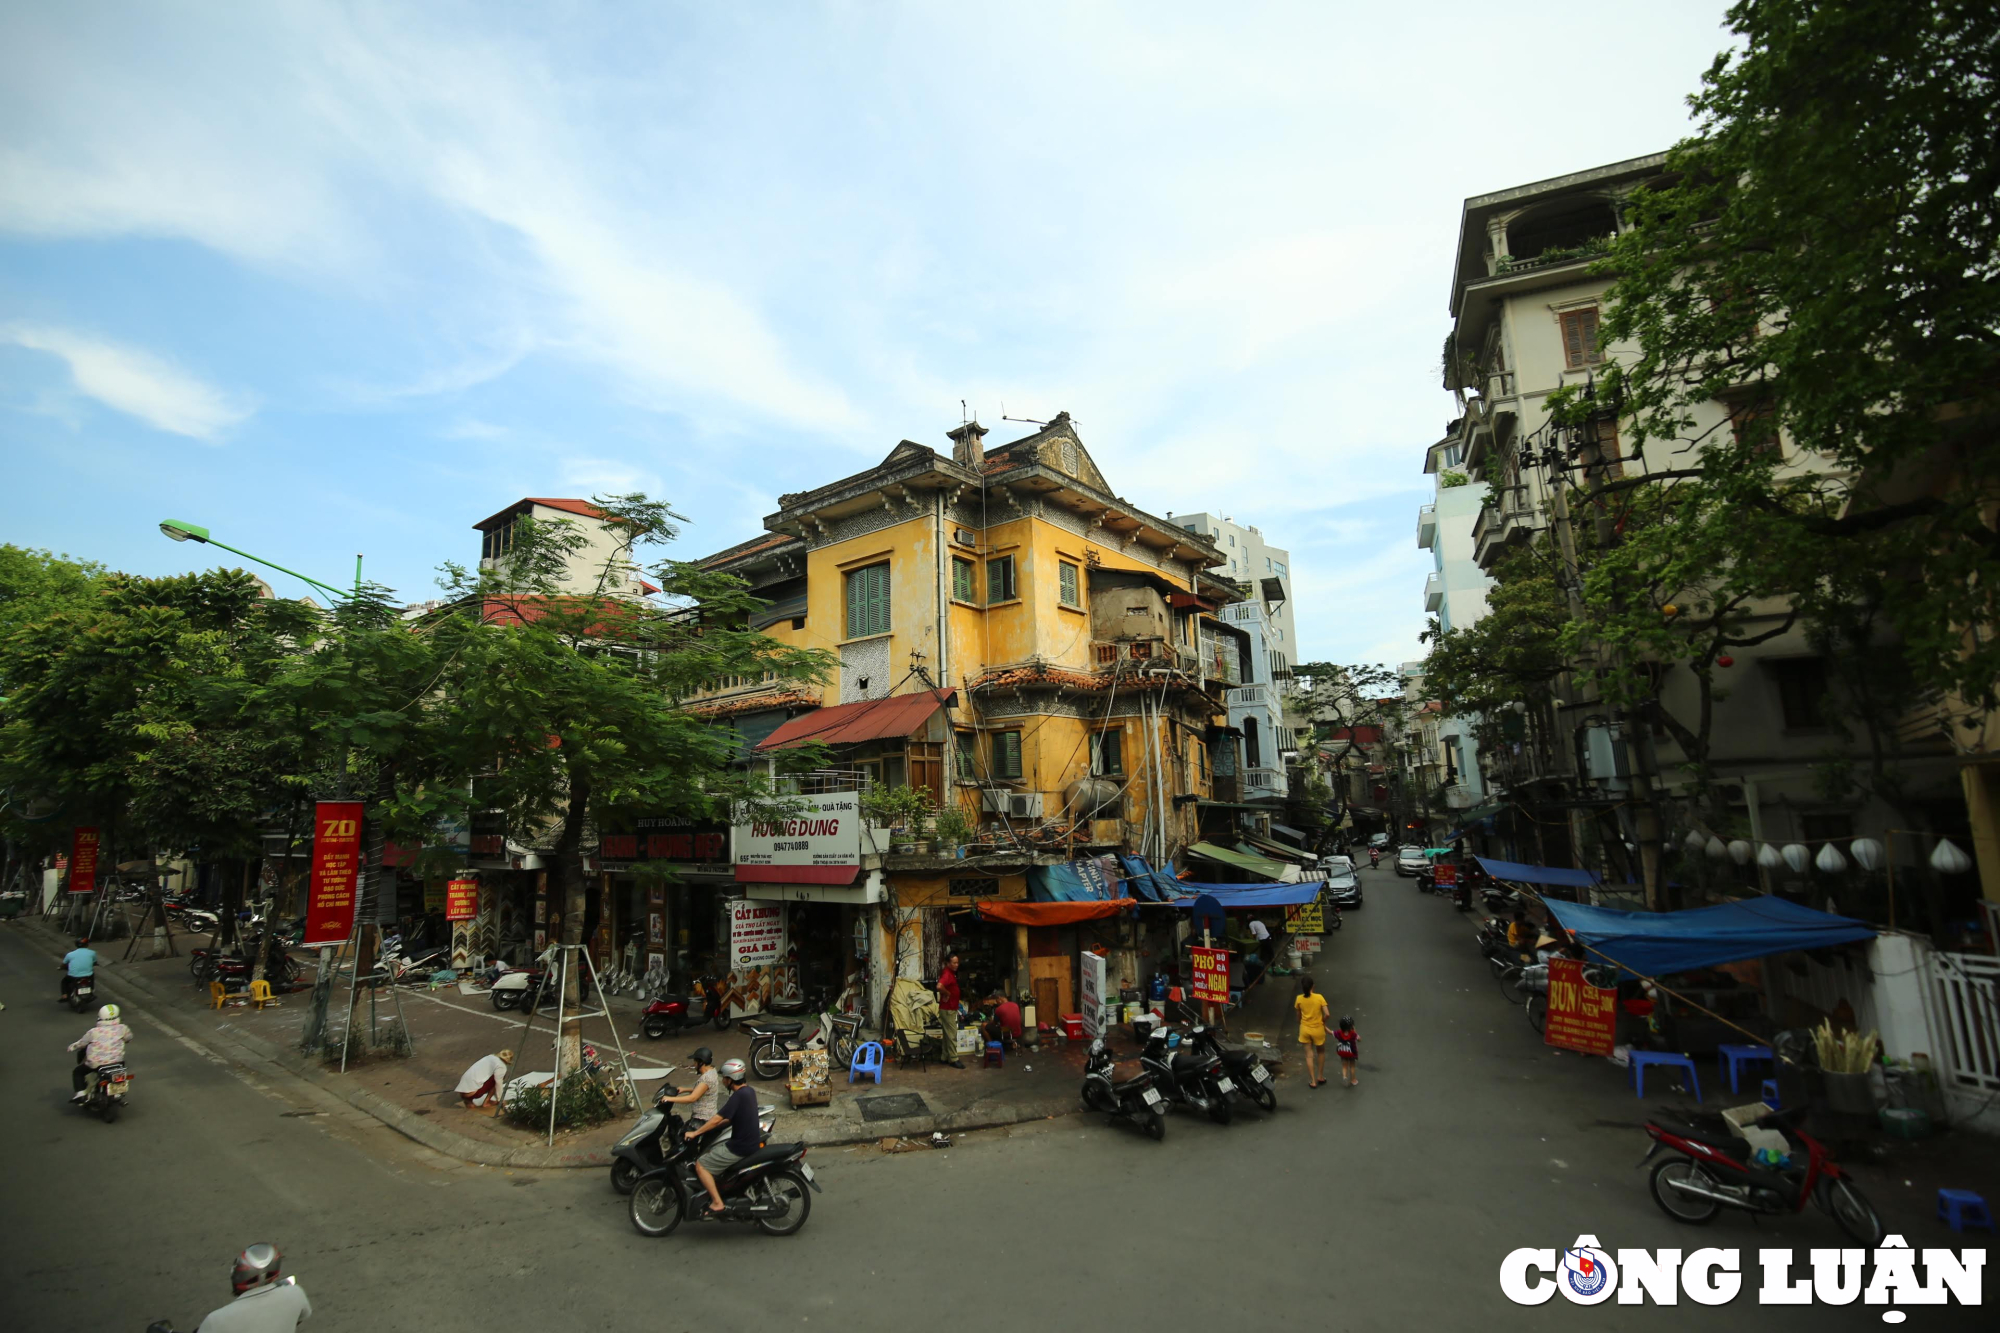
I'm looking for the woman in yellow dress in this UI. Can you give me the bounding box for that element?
[1294,975,1331,1088]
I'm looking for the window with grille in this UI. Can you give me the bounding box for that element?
[1560,307,1604,369]
[986,555,1017,603]
[1091,729,1124,776]
[952,556,976,603]
[1729,400,1782,457]
[992,730,1023,779]
[1771,658,1829,730]
[1058,561,1080,607]
[844,562,891,638]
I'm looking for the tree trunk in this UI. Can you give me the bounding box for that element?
[554,769,593,1076]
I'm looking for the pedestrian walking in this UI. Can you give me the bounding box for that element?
[1293,976,1329,1088]
[1334,1015,1360,1087]
[937,952,966,1068]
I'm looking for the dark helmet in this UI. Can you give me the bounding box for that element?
[690,1046,714,1068]
[231,1243,283,1294]
[75,937,90,949]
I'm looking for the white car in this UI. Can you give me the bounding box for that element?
[1395,845,1429,877]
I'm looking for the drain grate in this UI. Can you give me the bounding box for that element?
[857,1093,929,1122]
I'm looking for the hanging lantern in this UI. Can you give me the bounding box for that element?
[1727,839,1753,866]
[1684,828,1707,853]
[1930,838,1974,876]
[1815,842,1849,874]
[1849,838,1885,872]
[1705,836,1729,861]
[1661,603,1679,618]
[1715,655,1734,668]
[1756,843,1785,870]
[1781,843,1811,874]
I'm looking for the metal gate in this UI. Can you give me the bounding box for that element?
[1931,951,2000,1095]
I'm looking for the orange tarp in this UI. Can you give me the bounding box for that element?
[976,899,1134,926]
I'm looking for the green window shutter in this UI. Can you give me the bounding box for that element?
[987,558,1003,604]
[952,557,974,602]
[846,563,891,638]
[846,569,865,637]
[995,731,1022,779]
[1059,562,1079,606]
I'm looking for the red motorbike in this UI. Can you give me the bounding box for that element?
[1641,1105,1883,1245]
[640,975,734,1037]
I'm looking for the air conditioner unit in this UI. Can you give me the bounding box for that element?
[1008,793,1044,819]
[952,527,977,547]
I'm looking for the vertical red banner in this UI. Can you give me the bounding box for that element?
[304,800,365,947]
[1189,946,1232,1005]
[444,878,479,922]
[68,826,101,894]
[1543,957,1618,1056]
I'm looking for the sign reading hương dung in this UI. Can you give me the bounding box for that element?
[733,792,863,884]
[304,800,365,947]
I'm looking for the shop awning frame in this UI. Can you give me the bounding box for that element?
[1542,894,1877,980]
[1164,882,1323,909]
[978,899,1134,925]
[1187,841,1298,880]
[1474,855,1601,889]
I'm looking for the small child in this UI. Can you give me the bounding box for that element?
[1333,1015,1360,1087]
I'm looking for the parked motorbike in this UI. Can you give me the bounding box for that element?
[1081,1037,1167,1140]
[75,1060,132,1123]
[1138,1024,1234,1124]
[609,1066,777,1193]
[1184,1025,1277,1113]
[1641,1105,1883,1246]
[489,965,548,1012]
[639,977,737,1038]
[628,1131,820,1237]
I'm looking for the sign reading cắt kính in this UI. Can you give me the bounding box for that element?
[303,800,365,947]
[445,878,479,923]
[732,792,863,884]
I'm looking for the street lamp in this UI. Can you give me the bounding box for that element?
[157,518,355,601]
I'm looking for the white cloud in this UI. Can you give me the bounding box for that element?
[3,325,251,440]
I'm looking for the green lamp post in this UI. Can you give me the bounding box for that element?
[158,519,357,601]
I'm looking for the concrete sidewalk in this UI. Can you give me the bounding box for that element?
[18,917,1263,1167]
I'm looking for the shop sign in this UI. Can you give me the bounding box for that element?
[1433,863,1458,888]
[1543,957,1617,1057]
[729,899,787,970]
[469,811,508,860]
[732,792,862,884]
[68,826,101,895]
[1080,951,1107,1037]
[303,800,365,946]
[1190,946,1231,1005]
[423,880,446,912]
[1284,888,1326,935]
[445,878,479,922]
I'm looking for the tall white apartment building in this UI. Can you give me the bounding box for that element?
[1217,594,1296,801]
[1417,438,1495,813]
[1168,512,1297,674]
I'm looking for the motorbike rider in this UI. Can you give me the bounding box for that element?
[688,1058,761,1215]
[195,1243,311,1332]
[67,1003,133,1102]
[59,936,99,1003]
[655,1046,720,1126]
[1368,847,1380,868]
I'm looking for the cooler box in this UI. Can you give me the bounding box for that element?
[1061,1013,1084,1041]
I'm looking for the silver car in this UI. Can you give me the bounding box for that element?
[1395,845,1428,877]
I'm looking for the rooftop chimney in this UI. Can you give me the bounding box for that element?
[947,419,989,470]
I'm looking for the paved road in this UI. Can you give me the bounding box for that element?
[0,871,1969,1331]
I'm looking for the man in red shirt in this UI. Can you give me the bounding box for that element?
[982,989,1024,1051]
[936,952,966,1068]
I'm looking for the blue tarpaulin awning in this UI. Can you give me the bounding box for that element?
[1542,895,1876,979]
[1165,881,1323,908]
[1118,855,1187,902]
[1475,856,1601,889]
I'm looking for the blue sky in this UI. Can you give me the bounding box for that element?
[1,1,1733,667]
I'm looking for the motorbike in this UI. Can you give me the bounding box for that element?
[741,1007,865,1079]
[65,974,97,1014]
[639,977,736,1038]
[1368,848,1380,869]
[145,1278,301,1333]
[1641,1105,1883,1246]
[75,1060,132,1123]
[609,1067,777,1193]
[628,1127,820,1237]
[489,965,549,1012]
[1138,1023,1234,1125]
[1184,1025,1277,1113]
[1081,1036,1167,1140]
[190,944,299,991]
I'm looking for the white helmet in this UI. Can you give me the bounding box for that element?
[719,1058,748,1083]
[98,1004,120,1022]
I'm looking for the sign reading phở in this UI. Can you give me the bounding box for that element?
[68,826,100,895]
[445,878,479,922]
[1543,957,1617,1057]
[1189,946,1232,1006]
[303,800,365,946]
[732,792,862,884]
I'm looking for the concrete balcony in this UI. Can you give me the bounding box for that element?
[1417,504,1437,550]
[1228,684,1270,708]
[1472,483,1539,570]
[1423,571,1443,613]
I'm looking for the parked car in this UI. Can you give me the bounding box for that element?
[1367,832,1391,850]
[1324,859,1362,908]
[1395,845,1429,877]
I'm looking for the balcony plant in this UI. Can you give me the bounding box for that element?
[859,783,934,841]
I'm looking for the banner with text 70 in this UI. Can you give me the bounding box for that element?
[304,800,365,947]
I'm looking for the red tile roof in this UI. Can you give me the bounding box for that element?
[700,533,798,569]
[968,664,1110,692]
[471,497,610,531]
[756,688,957,750]
[685,688,821,719]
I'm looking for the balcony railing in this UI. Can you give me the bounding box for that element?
[1228,684,1270,708]
[1417,504,1437,551]
[1423,572,1443,613]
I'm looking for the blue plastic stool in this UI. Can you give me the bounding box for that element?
[983,1040,1004,1068]
[1717,1043,1774,1095]
[1761,1079,1781,1110]
[848,1041,885,1085]
[1937,1189,1995,1233]
[1631,1051,1702,1103]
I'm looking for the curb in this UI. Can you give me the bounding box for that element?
[16,919,1076,1165]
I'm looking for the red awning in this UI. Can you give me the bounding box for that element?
[977,899,1134,926]
[756,688,956,751]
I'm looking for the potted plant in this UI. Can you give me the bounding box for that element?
[860,784,935,852]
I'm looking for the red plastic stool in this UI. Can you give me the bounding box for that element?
[983,1041,1004,1068]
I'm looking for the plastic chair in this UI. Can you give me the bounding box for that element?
[249,979,274,1009]
[983,1040,1004,1068]
[1761,1079,1780,1110]
[848,1041,885,1085]
[1716,1043,1774,1094]
[1630,1051,1702,1102]
[208,981,227,1010]
[1937,1189,1995,1233]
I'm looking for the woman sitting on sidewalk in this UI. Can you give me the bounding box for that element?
[456,1048,514,1114]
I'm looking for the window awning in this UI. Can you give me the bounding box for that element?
[1267,822,1309,845]
[1542,894,1876,980]
[1165,881,1323,908]
[755,688,955,750]
[1186,841,1300,881]
[1241,835,1314,865]
[978,899,1134,926]
[1474,856,1601,889]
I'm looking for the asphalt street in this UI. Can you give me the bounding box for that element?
[1,868,1981,1331]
